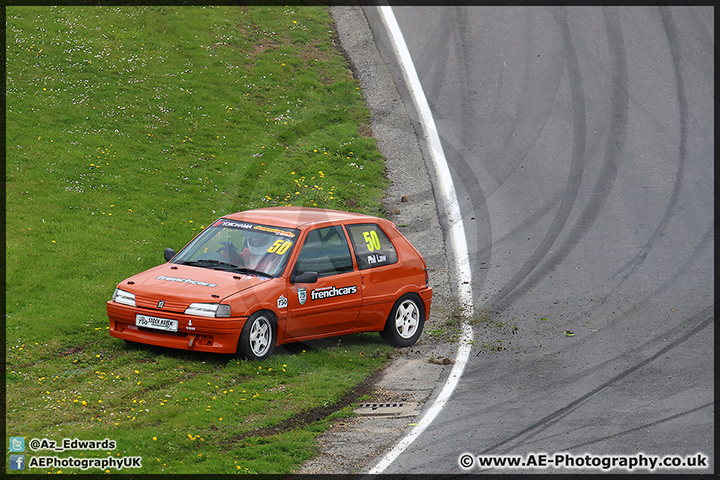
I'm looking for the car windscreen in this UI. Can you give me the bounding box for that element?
[171,219,300,278]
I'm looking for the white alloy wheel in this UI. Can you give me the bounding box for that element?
[238,312,276,360]
[249,315,272,358]
[381,293,425,347]
[394,299,420,339]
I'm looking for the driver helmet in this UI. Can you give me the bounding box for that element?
[247,232,273,256]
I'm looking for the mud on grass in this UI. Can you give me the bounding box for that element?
[222,366,385,446]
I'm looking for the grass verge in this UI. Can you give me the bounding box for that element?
[6,5,394,474]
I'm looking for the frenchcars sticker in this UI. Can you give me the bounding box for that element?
[156,275,218,288]
[310,285,358,301]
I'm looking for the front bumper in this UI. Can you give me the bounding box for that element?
[107,301,246,354]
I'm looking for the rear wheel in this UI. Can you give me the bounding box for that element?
[237,312,276,360]
[380,293,425,347]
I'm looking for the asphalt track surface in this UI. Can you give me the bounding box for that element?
[363,5,714,474]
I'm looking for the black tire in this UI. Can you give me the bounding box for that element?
[237,311,276,360]
[380,293,425,347]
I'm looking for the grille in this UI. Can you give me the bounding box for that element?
[134,295,187,313]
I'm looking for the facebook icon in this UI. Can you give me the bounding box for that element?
[10,454,25,470]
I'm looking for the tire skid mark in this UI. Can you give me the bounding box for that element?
[473,222,713,412]
[479,304,714,455]
[476,223,713,403]
[477,192,561,255]
[681,7,715,80]
[610,7,690,283]
[455,8,566,200]
[552,6,705,331]
[564,222,713,338]
[489,7,588,309]
[436,128,568,291]
[476,198,711,454]
[442,136,577,298]
[419,8,570,304]
[493,6,629,310]
[566,401,714,451]
[490,8,567,190]
[525,6,708,343]
[441,141,492,290]
[436,8,566,200]
[432,9,494,294]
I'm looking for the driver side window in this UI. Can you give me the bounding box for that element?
[295,226,354,277]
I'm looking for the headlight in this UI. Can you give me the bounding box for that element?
[184,303,231,318]
[113,288,136,307]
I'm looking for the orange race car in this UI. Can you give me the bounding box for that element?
[107,207,432,359]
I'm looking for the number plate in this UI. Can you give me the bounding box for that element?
[136,314,178,332]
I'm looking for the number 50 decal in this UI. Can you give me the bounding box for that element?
[267,239,293,255]
[363,230,382,252]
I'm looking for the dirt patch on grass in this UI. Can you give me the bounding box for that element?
[221,366,387,447]
[58,346,85,357]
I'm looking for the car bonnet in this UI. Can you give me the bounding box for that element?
[119,263,270,309]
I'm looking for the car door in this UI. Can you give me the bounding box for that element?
[284,225,362,340]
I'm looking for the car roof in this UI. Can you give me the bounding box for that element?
[223,206,382,230]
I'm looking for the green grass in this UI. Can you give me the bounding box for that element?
[6,336,390,474]
[6,5,393,474]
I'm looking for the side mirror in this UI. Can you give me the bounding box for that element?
[164,247,176,262]
[291,271,318,284]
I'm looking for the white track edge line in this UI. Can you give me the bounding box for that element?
[368,4,474,475]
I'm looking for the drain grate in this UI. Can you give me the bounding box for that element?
[354,401,421,418]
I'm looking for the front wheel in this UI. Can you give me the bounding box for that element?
[237,312,276,360]
[380,293,425,347]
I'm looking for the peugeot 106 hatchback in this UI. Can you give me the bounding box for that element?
[107,206,432,359]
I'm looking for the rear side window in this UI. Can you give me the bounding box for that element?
[346,223,398,270]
